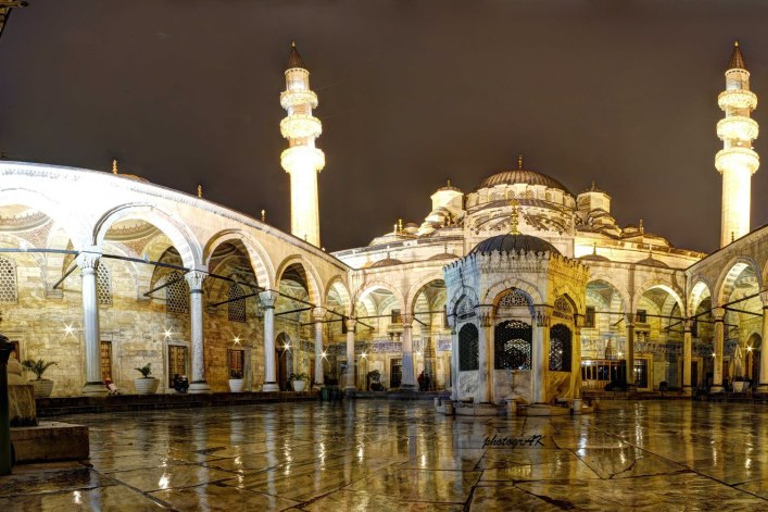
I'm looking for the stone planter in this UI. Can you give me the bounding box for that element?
[733,381,750,393]
[134,377,159,395]
[293,380,307,392]
[31,379,54,398]
[228,378,244,393]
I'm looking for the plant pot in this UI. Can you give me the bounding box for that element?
[31,379,54,398]
[733,381,749,393]
[293,380,306,392]
[134,377,159,395]
[228,378,244,393]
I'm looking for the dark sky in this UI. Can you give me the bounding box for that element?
[2,1,768,253]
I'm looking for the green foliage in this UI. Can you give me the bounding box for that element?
[229,369,243,379]
[135,363,153,378]
[21,359,57,380]
[289,372,309,382]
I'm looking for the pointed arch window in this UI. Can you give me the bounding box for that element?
[550,324,572,372]
[0,256,17,302]
[494,320,532,370]
[458,324,479,371]
[228,284,247,323]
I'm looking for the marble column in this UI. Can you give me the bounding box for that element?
[573,313,584,399]
[260,290,279,392]
[450,327,459,401]
[185,271,210,394]
[625,315,636,387]
[476,305,493,404]
[400,315,416,390]
[711,307,725,393]
[759,305,768,393]
[78,250,107,396]
[532,305,551,404]
[423,326,436,391]
[682,320,693,396]
[312,307,326,389]
[345,317,357,391]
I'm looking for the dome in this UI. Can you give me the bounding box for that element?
[370,257,403,268]
[579,253,610,262]
[428,252,458,261]
[470,234,561,256]
[478,169,572,195]
[636,253,668,268]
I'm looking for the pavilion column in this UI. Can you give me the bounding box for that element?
[682,320,693,396]
[345,317,357,391]
[422,326,436,391]
[573,313,584,399]
[78,250,107,396]
[711,307,725,393]
[400,315,416,390]
[625,314,636,387]
[758,304,768,393]
[476,305,493,404]
[450,326,459,400]
[532,305,551,404]
[186,271,210,394]
[312,307,326,389]
[260,290,279,392]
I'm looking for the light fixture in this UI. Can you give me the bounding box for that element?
[233,336,241,345]
[361,351,367,359]
[747,346,753,352]
[712,352,717,357]
[163,328,173,340]
[64,323,74,337]
[284,343,291,351]
[321,351,327,359]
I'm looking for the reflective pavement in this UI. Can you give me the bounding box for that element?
[2,400,768,510]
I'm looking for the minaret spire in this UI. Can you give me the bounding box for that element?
[716,40,760,247]
[279,40,325,247]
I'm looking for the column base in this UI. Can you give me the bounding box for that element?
[82,382,108,397]
[682,386,693,397]
[710,385,724,394]
[262,382,280,392]
[757,384,768,394]
[188,381,211,394]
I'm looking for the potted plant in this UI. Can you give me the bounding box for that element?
[228,369,244,393]
[134,363,159,395]
[733,375,750,393]
[21,359,57,398]
[290,372,309,392]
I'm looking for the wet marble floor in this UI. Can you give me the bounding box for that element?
[2,400,768,511]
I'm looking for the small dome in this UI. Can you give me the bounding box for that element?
[579,253,610,262]
[470,234,561,256]
[370,257,403,268]
[428,252,458,261]
[478,169,572,195]
[637,254,668,268]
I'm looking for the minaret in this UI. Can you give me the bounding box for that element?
[279,41,325,246]
[716,41,760,247]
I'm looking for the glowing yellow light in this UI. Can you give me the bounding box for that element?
[321,351,327,359]
[284,343,291,350]
[63,323,74,337]
[361,351,367,359]
[233,336,241,345]
[712,352,717,357]
[163,328,173,340]
[747,346,753,352]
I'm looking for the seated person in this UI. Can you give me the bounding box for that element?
[7,355,24,385]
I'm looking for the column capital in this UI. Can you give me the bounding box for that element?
[312,307,327,322]
[625,313,635,327]
[184,270,207,291]
[683,320,693,332]
[401,314,413,327]
[475,304,494,327]
[533,304,551,327]
[76,250,102,273]
[346,317,357,330]
[713,307,726,321]
[259,290,279,309]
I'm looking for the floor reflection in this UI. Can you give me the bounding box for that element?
[1,400,768,510]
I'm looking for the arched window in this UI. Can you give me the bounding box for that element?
[228,284,246,323]
[0,256,17,302]
[458,324,479,371]
[165,271,189,314]
[494,320,532,370]
[550,323,572,372]
[97,264,112,306]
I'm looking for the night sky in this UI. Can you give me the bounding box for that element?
[2,1,768,254]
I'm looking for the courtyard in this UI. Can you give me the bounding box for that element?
[1,400,768,510]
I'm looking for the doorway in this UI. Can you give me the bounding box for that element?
[390,358,402,389]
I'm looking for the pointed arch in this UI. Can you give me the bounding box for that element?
[324,275,352,315]
[483,277,543,305]
[274,255,323,305]
[203,229,274,290]
[632,279,684,314]
[405,272,447,314]
[716,256,763,306]
[587,274,631,314]
[688,279,713,314]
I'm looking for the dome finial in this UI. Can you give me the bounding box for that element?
[112,159,119,175]
[728,40,747,70]
[509,199,520,235]
[518,154,524,170]
[197,184,203,198]
[291,40,296,48]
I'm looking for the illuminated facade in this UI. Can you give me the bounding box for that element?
[716,41,760,247]
[280,42,325,247]
[1,42,767,402]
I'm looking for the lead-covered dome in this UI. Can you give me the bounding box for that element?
[470,233,561,255]
[478,169,572,195]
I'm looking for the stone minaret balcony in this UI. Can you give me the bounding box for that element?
[716,41,760,247]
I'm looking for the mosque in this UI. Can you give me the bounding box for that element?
[0,41,765,405]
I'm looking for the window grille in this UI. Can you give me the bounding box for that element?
[0,256,17,302]
[549,324,572,372]
[458,324,479,371]
[227,284,246,323]
[494,320,532,370]
[497,289,530,310]
[97,264,112,306]
[165,271,189,314]
[585,306,596,328]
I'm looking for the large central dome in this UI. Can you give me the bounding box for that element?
[478,169,572,195]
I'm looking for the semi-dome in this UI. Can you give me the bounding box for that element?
[470,233,561,256]
[478,169,572,195]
